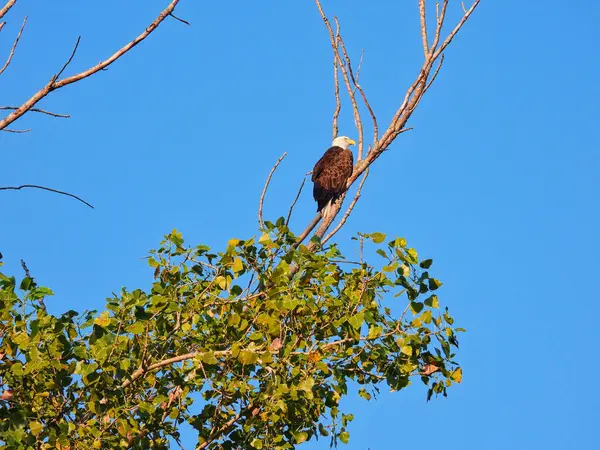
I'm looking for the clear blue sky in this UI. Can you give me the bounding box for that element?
[2,0,599,448]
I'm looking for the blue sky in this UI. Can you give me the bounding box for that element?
[2,0,599,448]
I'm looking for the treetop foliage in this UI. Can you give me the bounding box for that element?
[0,220,462,449]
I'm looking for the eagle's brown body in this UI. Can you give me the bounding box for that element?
[312,146,354,212]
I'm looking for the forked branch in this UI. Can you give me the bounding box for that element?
[0,0,185,131]
[305,0,481,243]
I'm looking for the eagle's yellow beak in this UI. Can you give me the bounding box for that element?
[347,138,356,146]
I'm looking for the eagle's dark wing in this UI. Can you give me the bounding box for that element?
[312,147,353,212]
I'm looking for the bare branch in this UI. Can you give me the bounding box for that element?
[0,22,5,32]
[55,36,81,81]
[286,176,306,226]
[332,23,341,140]
[338,36,378,148]
[0,16,26,76]
[431,0,449,53]
[169,12,190,26]
[258,153,287,230]
[0,106,69,118]
[0,0,16,21]
[294,213,321,248]
[304,0,481,243]
[0,184,94,209]
[419,0,429,57]
[322,168,369,245]
[2,127,29,133]
[332,16,364,160]
[433,0,480,59]
[0,0,184,131]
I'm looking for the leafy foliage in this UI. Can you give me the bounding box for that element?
[0,220,463,449]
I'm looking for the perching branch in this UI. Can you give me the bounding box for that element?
[258,153,287,230]
[305,0,481,243]
[0,0,184,131]
[0,184,94,209]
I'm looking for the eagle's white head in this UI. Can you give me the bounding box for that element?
[332,136,356,150]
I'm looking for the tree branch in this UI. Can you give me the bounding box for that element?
[0,15,26,76]
[305,0,481,243]
[258,152,286,230]
[0,0,184,131]
[286,176,306,226]
[419,0,429,57]
[0,184,94,209]
[0,0,16,21]
[0,106,69,118]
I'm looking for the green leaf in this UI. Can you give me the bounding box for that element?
[259,233,271,245]
[251,438,263,449]
[232,257,244,273]
[419,259,433,269]
[202,352,219,365]
[406,248,418,263]
[358,388,371,401]
[428,278,443,290]
[401,345,413,356]
[370,232,386,244]
[339,431,350,444]
[126,322,145,335]
[239,350,258,365]
[347,312,364,330]
[30,421,43,436]
[424,294,439,308]
[410,302,424,314]
[294,432,308,444]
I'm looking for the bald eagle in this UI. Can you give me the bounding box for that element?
[312,136,356,216]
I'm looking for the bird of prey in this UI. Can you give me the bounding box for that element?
[312,136,356,217]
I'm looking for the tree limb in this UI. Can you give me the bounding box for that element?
[0,15,26,76]
[0,106,69,118]
[258,152,286,230]
[0,0,184,131]
[0,184,94,209]
[0,0,16,21]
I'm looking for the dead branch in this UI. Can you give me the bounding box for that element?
[332,23,341,140]
[0,184,94,209]
[286,176,306,226]
[0,0,16,21]
[258,153,287,230]
[0,22,5,32]
[419,0,429,57]
[0,0,184,131]
[306,0,481,242]
[2,128,29,133]
[0,106,69,118]
[316,2,364,160]
[0,16,26,76]
[322,168,369,245]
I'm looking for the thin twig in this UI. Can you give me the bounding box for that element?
[2,128,30,133]
[0,184,94,209]
[0,16,26,76]
[0,106,69,118]
[258,153,286,230]
[0,0,183,131]
[322,168,369,245]
[331,16,364,160]
[0,22,5,33]
[286,176,306,226]
[54,36,81,81]
[169,12,190,25]
[294,213,321,248]
[433,0,479,59]
[338,36,378,150]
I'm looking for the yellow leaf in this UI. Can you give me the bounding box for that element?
[450,367,463,383]
[232,258,243,273]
